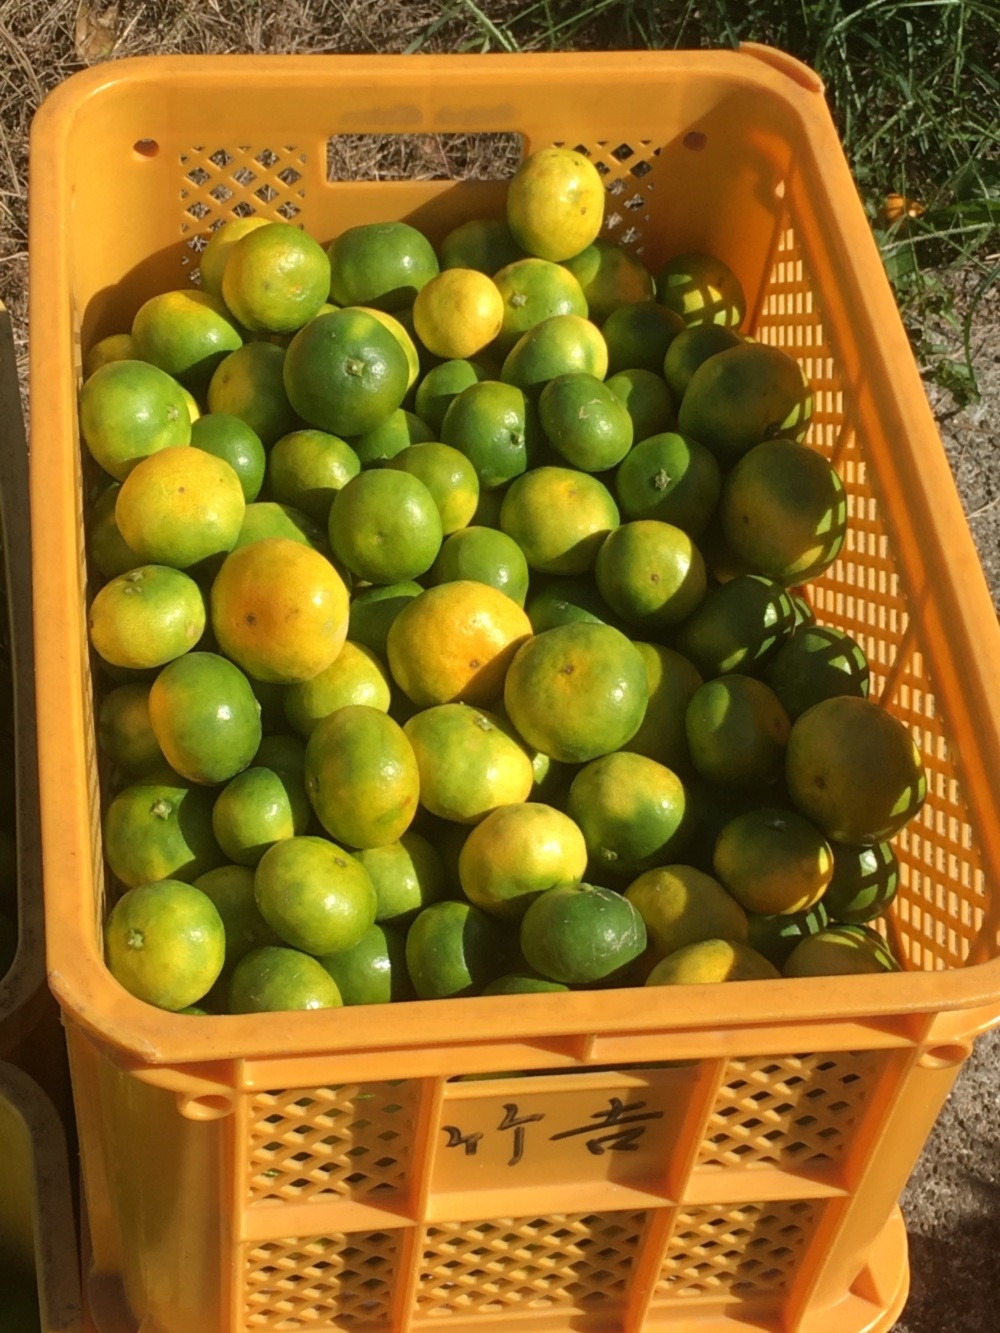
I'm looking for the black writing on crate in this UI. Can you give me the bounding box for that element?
[498,1102,546,1166]
[441,1104,545,1164]
[441,1096,664,1164]
[442,1125,484,1156]
[549,1097,664,1156]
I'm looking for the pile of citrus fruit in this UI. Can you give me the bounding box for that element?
[80,145,927,1015]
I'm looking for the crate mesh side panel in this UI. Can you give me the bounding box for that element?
[245,1230,397,1329]
[695,1052,885,1170]
[179,145,308,280]
[756,219,992,972]
[248,1083,418,1206]
[559,139,662,255]
[654,1200,820,1302]
[413,1210,649,1318]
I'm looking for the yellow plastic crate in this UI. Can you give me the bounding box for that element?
[0,1061,82,1332]
[28,47,1000,1333]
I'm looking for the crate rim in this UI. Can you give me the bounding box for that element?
[28,47,1000,1069]
[28,44,825,112]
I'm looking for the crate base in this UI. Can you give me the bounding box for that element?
[80,1202,910,1333]
[797,1205,910,1333]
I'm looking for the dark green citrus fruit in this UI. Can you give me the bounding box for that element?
[405,900,509,998]
[672,574,797,679]
[519,883,647,985]
[764,624,870,720]
[615,431,720,537]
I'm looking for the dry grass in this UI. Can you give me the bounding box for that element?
[0,0,543,388]
[2,0,997,405]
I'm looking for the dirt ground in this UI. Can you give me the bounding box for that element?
[2,7,999,1331]
[893,282,1000,1333]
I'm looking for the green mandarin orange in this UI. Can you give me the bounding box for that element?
[404,704,533,824]
[283,309,409,437]
[148,651,262,786]
[459,802,588,918]
[211,762,311,866]
[193,864,281,968]
[190,413,266,503]
[615,431,720,537]
[80,360,191,479]
[208,342,299,447]
[561,239,654,322]
[504,623,648,764]
[283,641,391,738]
[595,520,707,631]
[98,683,165,776]
[538,372,633,472]
[441,381,540,490]
[305,706,419,848]
[105,879,225,1011]
[622,643,703,771]
[329,470,442,585]
[406,900,509,999]
[199,217,271,296]
[520,883,647,985]
[602,302,684,376]
[88,566,205,671]
[131,289,243,393]
[567,752,689,880]
[254,835,377,955]
[229,946,343,1012]
[104,774,223,888]
[233,502,327,553]
[222,222,331,333]
[388,442,480,535]
[354,831,447,925]
[606,368,676,442]
[500,467,619,576]
[413,359,490,435]
[268,430,361,523]
[439,218,525,275]
[655,252,746,329]
[492,258,589,356]
[430,526,530,606]
[348,408,434,468]
[327,221,439,311]
[319,922,413,1004]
